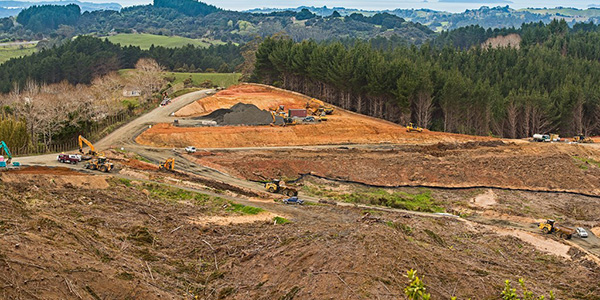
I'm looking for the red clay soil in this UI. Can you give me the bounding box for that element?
[190,141,600,195]
[137,84,495,148]
[4,166,83,175]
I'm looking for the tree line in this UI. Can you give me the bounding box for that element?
[252,20,600,138]
[0,36,242,93]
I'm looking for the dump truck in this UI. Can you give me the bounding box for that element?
[264,180,298,197]
[305,98,334,116]
[538,219,574,239]
[573,134,594,143]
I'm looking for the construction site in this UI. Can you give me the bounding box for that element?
[2,84,600,299]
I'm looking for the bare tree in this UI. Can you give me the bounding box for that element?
[130,58,165,100]
[414,91,434,129]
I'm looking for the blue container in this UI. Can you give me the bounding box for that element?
[0,161,6,167]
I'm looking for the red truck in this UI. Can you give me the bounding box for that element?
[57,154,80,164]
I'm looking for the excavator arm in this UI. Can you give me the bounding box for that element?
[0,141,12,163]
[78,135,97,156]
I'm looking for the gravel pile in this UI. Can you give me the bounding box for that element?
[197,103,284,126]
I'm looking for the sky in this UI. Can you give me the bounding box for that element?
[23,0,600,12]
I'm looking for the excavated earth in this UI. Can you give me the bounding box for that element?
[137,84,494,148]
[0,173,599,299]
[188,141,600,195]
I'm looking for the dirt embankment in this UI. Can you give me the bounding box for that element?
[137,84,494,148]
[190,141,600,195]
[0,179,598,299]
[1,166,109,189]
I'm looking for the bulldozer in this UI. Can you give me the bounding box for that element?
[406,123,423,133]
[538,219,574,239]
[159,158,175,171]
[84,156,114,173]
[572,134,594,143]
[264,180,298,197]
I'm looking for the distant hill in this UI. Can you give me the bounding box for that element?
[0,0,435,44]
[247,5,600,32]
[0,0,121,17]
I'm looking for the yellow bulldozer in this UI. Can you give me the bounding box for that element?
[159,158,175,171]
[572,134,594,143]
[406,123,423,133]
[538,219,574,239]
[264,180,298,197]
[84,156,114,173]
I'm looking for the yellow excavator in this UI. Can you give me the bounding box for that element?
[159,158,175,171]
[78,135,98,159]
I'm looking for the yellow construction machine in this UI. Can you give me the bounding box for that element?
[264,180,298,197]
[78,135,98,159]
[159,158,175,171]
[572,134,594,143]
[406,123,423,133]
[538,219,574,239]
[84,156,114,173]
[306,98,334,116]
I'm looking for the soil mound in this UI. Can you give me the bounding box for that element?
[198,103,284,126]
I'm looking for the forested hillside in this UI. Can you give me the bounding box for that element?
[250,6,600,32]
[0,0,434,44]
[0,36,241,93]
[253,19,600,138]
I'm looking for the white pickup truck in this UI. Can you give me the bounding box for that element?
[185,146,196,153]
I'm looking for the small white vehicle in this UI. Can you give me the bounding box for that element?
[576,227,588,238]
[185,146,197,153]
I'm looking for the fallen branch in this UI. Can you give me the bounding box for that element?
[169,225,183,234]
[145,261,155,281]
[2,258,46,270]
[202,239,219,270]
[64,278,82,299]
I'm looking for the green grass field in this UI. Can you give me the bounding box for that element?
[105,33,223,49]
[0,43,37,64]
[119,70,241,88]
[167,72,241,87]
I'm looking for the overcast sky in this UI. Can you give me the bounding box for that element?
[27,0,600,12]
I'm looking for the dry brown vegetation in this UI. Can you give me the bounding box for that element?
[0,171,598,299]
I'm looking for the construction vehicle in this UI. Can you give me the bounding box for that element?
[538,219,574,239]
[306,98,334,116]
[78,135,98,159]
[0,141,18,167]
[264,180,298,197]
[84,156,114,173]
[159,158,175,171]
[572,134,594,143]
[406,123,423,133]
